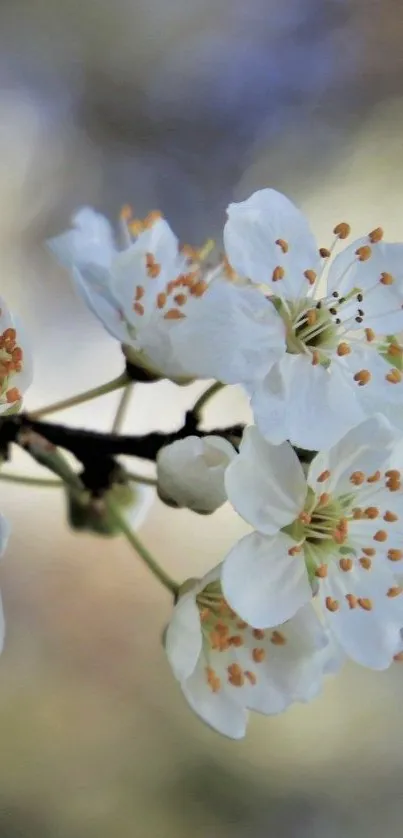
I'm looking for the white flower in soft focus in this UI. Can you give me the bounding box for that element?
[222,417,403,670]
[49,206,284,384]
[0,297,32,414]
[156,435,236,513]
[221,188,403,449]
[165,564,341,739]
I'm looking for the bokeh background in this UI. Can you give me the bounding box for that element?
[1,0,403,835]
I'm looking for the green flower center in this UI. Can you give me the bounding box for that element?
[272,297,338,363]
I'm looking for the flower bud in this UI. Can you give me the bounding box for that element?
[156,435,236,514]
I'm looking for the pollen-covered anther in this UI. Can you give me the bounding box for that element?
[244,670,257,685]
[288,545,302,555]
[145,252,161,278]
[304,269,317,286]
[380,271,394,285]
[317,469,331,483]
[318,492,330,507]
[333,222,351,239]
[156,292,167,310]
[337,342,351,356]
[299,511,312,524]
[119,204,133,222]
[173,293,187,306]
[367,470,381,483]
[387,549,403,562]
[236,620,248,630]
[353,369,371,386]
[275,238,289,253]
[228,635,244,647]
[359,557,372,569]
[358,597,373,611]
[384,510,398,522]
[319,247,331,258]
[393,652,403,662]
[206,666,221,693]
[385,368,402,384]
[350,471,366,486]
[306,309,317,327]
[346,594,358,609]
[386,469,401,480]
[373,529,388,542]
[133,302,144,316]
[144,211,163,229]
[315,564,328,578]
[365,328,376,342]
[271,630,287,645]
[6,387,21,403]
[388,343,403,358]
[252,648,266,663]
[189,279,208,298]
[364,506,379,519]
[227,663,245,687]
[368,227,383,243]
[362,547,376,557]
[135,285,145,301]
[352,507,364,519]
[252,629,265,640]
[325,596,340,612]
[387,586,403,598]
[272,266,285,282]
[355,245,372,261]
[339,558,353,572]
[163,309,186,320]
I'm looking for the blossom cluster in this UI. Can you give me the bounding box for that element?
[2,188,403,739]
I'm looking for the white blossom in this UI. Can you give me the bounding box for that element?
[0,297,32,414]
[49,207,284,384]
[219,188,403,449]
[223,417,403,670]
[165,565,340,738]
[157,435,236,513]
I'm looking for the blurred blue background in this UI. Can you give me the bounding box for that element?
[1,0,403,835]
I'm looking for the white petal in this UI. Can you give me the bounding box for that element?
[165,588,203,681]
[0,514,10,556]
[222,531,312,628]
[181,656,248,739]
[319,560,403,669]
[225,426,306,534]
[308,414,397,497]
[224,189,319,298]
[49,207,116,270]
[72,266,130,344]
[170,276,286,384]
[340,345,403,410]
[251,354,366,450]
[157,435,236,513]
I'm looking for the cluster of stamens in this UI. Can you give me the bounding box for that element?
[287,467,403,616]
[268,222,403,385]
[196,584,287,694]
[0,325,23,405]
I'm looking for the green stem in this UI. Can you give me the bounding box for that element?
[106,496,179,596]
[0,472,62,488]
[112,383,134,433]
[126,471,157,487]
[29,373,129,419]
[193,381,224,416]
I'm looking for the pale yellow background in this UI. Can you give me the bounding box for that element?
[0,1,403,835]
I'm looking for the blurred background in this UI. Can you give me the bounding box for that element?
[0,0,403,835]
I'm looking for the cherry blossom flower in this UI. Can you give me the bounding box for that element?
[0,297,32,414]
[165,565,341,738]
[156,435,236,513]
[221,188,403,449]
[49,206,284,384]
[223,416,403,669]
